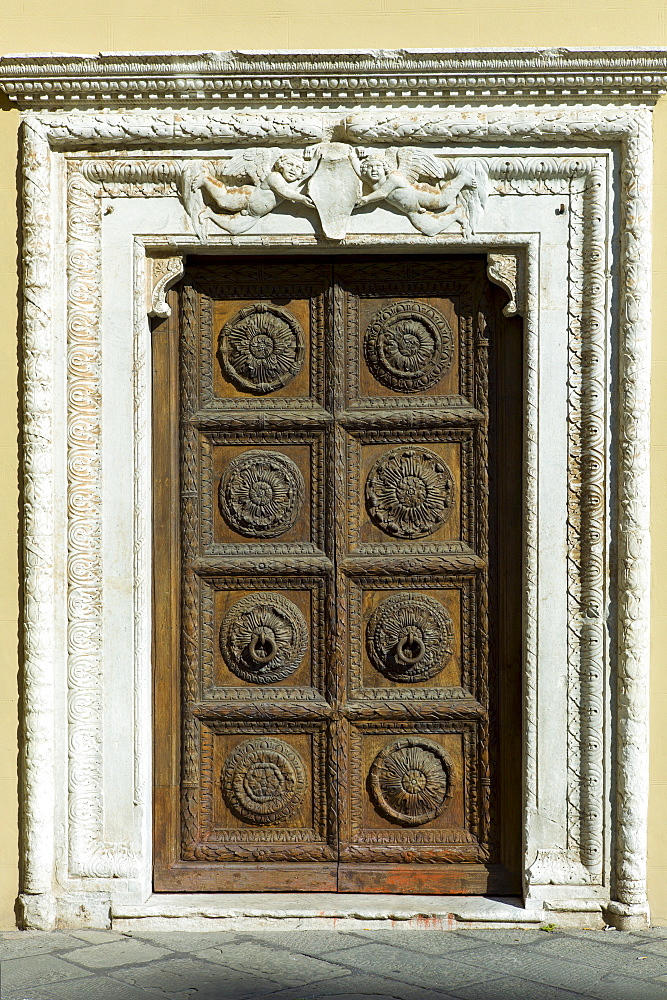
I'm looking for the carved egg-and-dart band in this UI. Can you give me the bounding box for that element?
[364,300,454,393]
[220,593,308,684]
[218,302,305,394]
[222,737,306,825]
[370,737,452,826]
[219,450,305,538]
[365,445,455,539]
[366,593,454,683]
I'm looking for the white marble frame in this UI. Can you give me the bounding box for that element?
[12,100,652,930]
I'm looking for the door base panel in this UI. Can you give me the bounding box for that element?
[155,862,519,895]
[337,863,520,895]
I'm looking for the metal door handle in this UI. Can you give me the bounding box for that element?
[248,629,278,665]
[396,629,426,666]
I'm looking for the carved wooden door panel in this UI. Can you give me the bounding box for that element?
[153,256,521,894]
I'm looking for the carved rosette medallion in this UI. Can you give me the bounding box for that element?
[366,593,454,683]
[365,446,455,539]
[218,302,305,394]
[219,450,305,538]
[364,300,453,393]
[220,593,308,684]
[222,737,306,825]
[369,737,452,826]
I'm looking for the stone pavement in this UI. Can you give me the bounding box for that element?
[3,926,667,1000]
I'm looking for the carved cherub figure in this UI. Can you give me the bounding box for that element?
[181,150,318,238]
[352,148,485,237]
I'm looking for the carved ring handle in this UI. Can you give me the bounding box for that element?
[395,629,426,666]
[248,628,278,666]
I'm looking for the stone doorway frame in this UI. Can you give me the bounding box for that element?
[0,49,660,930]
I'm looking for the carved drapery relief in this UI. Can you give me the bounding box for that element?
[6,87,653,928]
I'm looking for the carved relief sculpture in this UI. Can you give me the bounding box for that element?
[352,149,487,237]
[218,450,305,538]
[366,593,454,682]
[364,300,454,393]
[365,446,455,538]
[369,737,452,826]
[182,149,318,238]
[218,302,306,394]
[222,737,307,824]
[219,593,309,684]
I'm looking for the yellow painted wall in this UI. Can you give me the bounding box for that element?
[1,0,666,929]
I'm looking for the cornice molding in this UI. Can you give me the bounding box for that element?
[1,48,667,109]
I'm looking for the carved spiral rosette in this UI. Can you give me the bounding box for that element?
[365,446,455,539]
[364,300,453,393]
[369,737,452,826]
[220,593,308,684]
[366,593,454,683]
[219,450,305,538]
[222,737,306,825]
[218,302,305,394]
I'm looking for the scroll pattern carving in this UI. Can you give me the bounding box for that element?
[67,167,138,878]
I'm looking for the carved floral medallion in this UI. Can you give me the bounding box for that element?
[366,593,454,683]
[369,737,452,826]
[220,593,308,684]
[222,737,306,825]
[218,302,305,394]
[364,300,453,393]
[365,446,455,538]
[219,450,305,538]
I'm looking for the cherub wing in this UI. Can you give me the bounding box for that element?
[396,148,446,184]
[219,148,277,185]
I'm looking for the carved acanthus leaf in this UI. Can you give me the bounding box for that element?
[147,255,185,319]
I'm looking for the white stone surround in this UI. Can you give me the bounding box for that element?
[0,49,661,930]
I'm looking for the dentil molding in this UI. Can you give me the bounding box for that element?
[0,50,657,932]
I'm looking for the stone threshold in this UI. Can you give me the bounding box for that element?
[110,894,607,932]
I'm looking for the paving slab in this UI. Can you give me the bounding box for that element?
[107,954,280,997]
[196,939,353,987]
[58,937,171,969]
[303,941,498,991]
[0,953,91,992]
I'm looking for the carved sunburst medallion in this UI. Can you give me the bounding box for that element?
[219,593,308,684]
[369,737,452,826]
[222,737,306,825]
[218,302,305,394]
[365,446,455,539]
[366,593,454,683]
[364,300,453,393]
[219,450,305,538]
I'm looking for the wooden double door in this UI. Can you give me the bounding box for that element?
[154,255,522,894]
